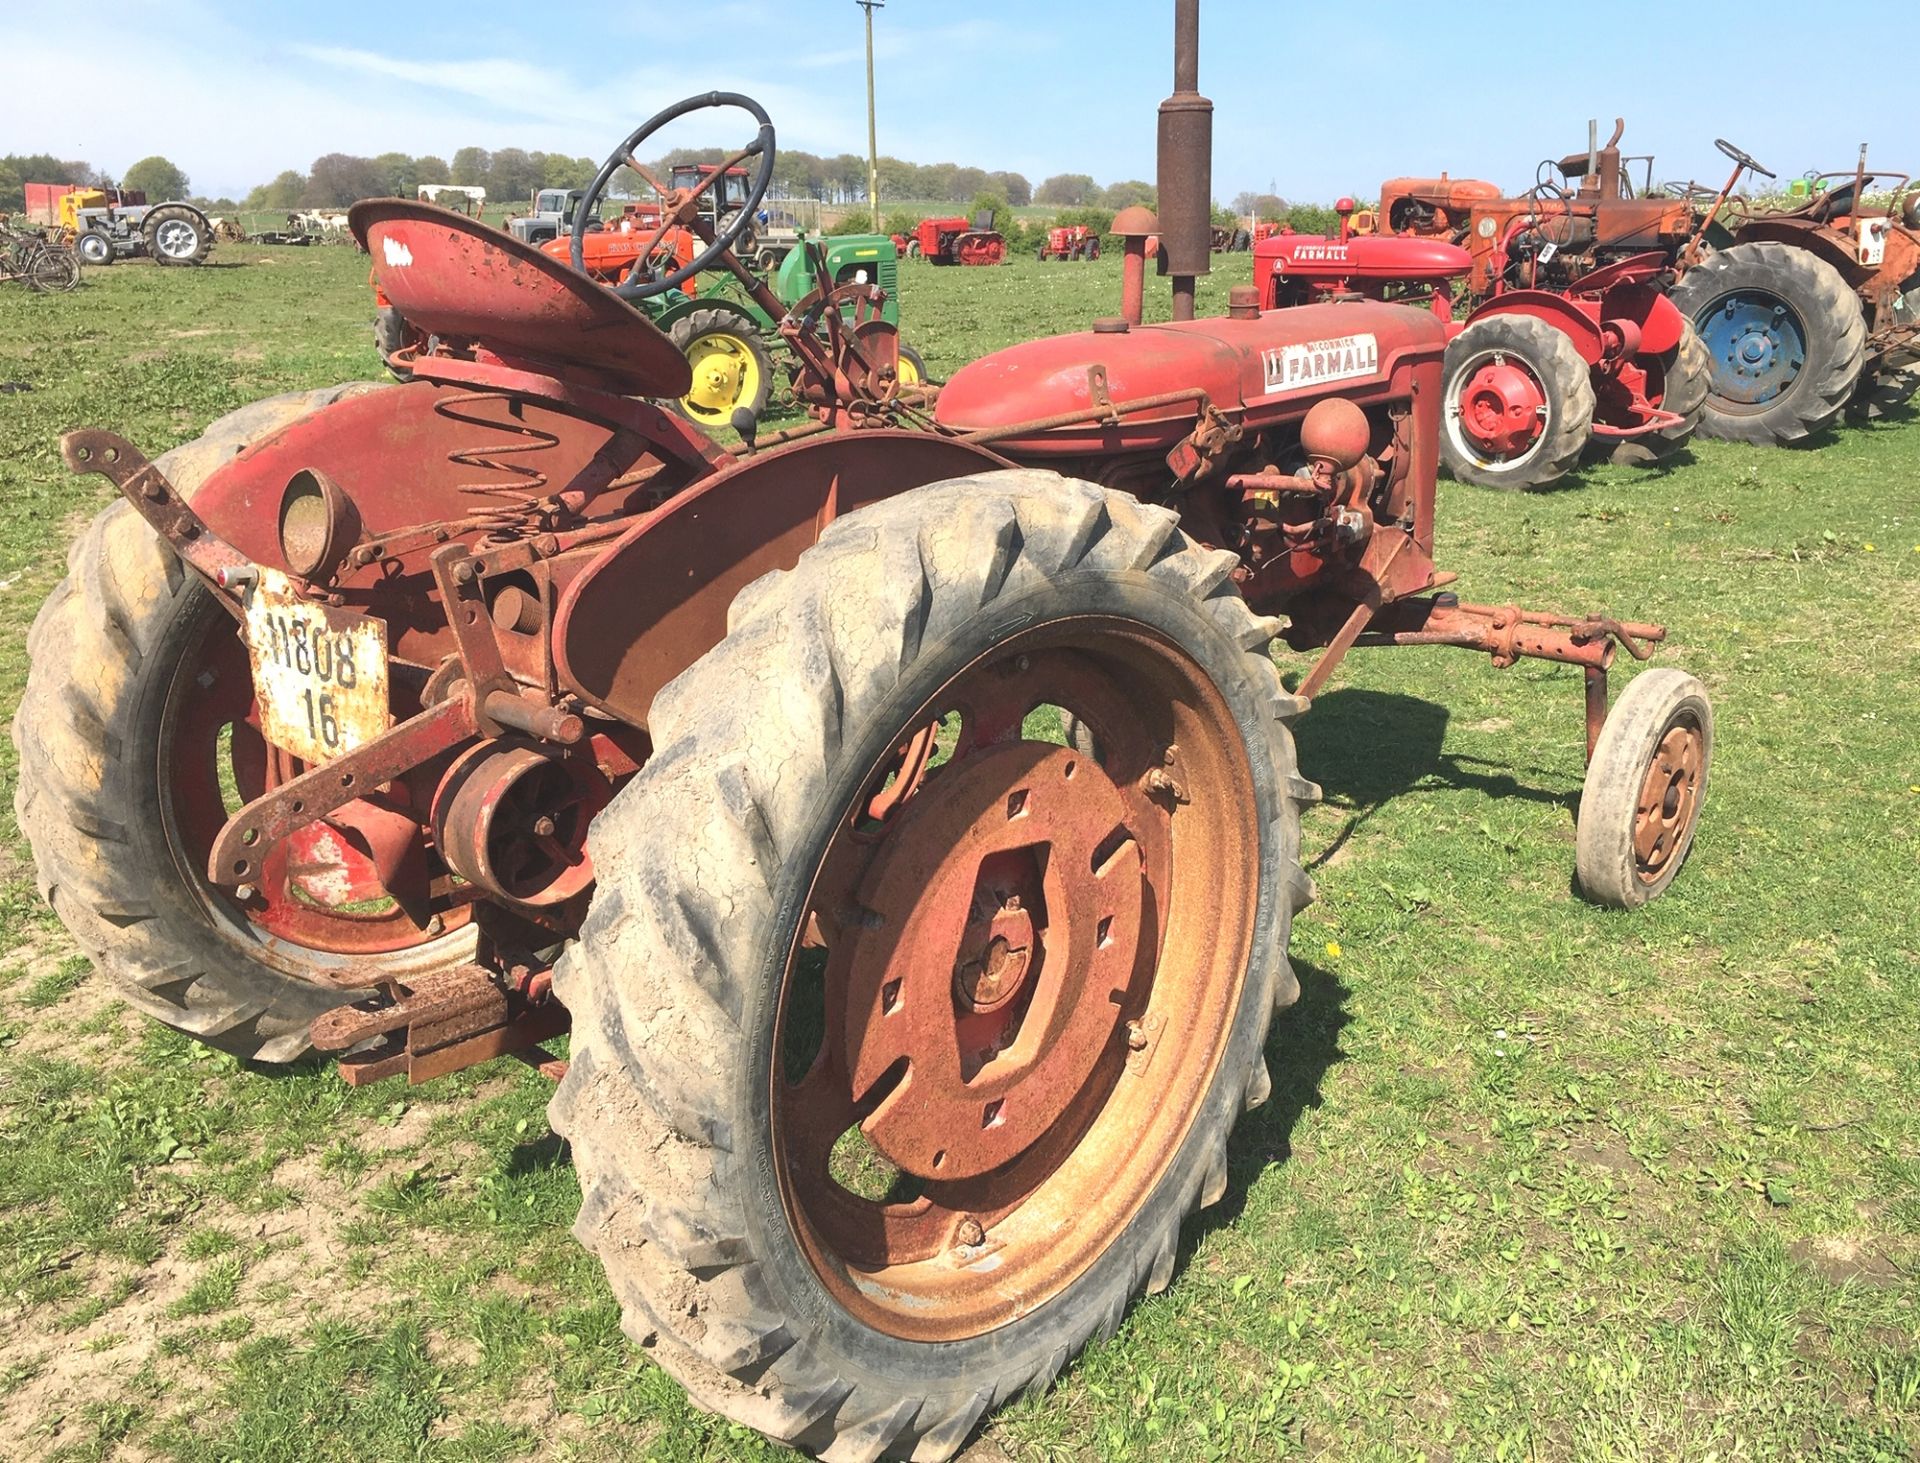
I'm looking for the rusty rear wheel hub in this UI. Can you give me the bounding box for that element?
[772,621,1259,1342]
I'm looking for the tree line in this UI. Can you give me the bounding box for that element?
[3,148,1320,225]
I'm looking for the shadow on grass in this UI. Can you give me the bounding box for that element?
[1293,687,1580,872]
[1167,958,1350,1261]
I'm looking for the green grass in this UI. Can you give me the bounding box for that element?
[1,245,1917,1460]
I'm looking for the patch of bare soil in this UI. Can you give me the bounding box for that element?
[0,1112,503,1455]
[1787,1235,1906,1288]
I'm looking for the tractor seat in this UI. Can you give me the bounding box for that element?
[349,200,692,399]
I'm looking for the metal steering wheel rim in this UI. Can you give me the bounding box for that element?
[1715,138,1775,180]
[571,91,776,302]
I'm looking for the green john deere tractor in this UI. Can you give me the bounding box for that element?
[639,233,925,428]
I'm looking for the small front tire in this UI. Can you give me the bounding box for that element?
[1575,668,1713,909]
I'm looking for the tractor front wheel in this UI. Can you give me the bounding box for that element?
[551,472,1313,1461]
[896,341,929,388]
[669,308,774,428]
[1609,321,1712,467]
[1670,241,1865,444]
[1440,314,1595,489]
[1576,668,1713,909]
[13,387,478,1060]
[76,231,114,267]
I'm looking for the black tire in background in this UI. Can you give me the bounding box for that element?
[76,230,114,266]
[551,472,1314,1461]
[1440,313,1595,489]
[1669,241,1865,444]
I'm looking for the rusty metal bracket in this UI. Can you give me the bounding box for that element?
[61,431,251,602]
[311,965,570,1085]
[1086,364,1116,420]
[209,691,478,887]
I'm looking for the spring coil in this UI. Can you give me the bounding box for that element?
[435,392,560,512]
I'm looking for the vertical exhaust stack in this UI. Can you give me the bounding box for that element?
[1158,0,1212,321]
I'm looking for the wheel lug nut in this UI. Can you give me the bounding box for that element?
[532,815,557,837]
[955,1217,985,1248]
[1126,1020,1149,1051]
[234,883,256,902]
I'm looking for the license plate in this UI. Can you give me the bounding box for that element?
[243,569,390,764]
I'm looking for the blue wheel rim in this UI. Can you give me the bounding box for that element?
[1695,290,1808,410]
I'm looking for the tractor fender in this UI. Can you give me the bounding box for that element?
[1468,291,1606,365]
[1727,219,1867,285]
[554,430,1016,727]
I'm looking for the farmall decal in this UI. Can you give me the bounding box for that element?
[1263,333,1380,395]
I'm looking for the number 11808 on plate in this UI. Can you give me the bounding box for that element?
[242,569,391,764]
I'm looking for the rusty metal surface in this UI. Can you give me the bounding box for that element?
[769,622,1258,1341]
[1157,0,1212,306]
[1635,720,1705,883]
[349,200,691,398]
[210,692,478,888]
[554,430,1013,726]
[61,431,252,594]
[315,964,571,1086]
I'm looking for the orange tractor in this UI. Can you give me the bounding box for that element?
[906,208,1007,265]
[1038,223,1101,261]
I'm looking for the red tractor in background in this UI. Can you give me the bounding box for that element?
[16,15,1713,1458]
[1038,223,1101,261]
[1376,122,1920,449]
[1260,187,1710,489]
[907,208,1007,265]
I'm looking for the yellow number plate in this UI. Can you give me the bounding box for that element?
[242,569,390,764]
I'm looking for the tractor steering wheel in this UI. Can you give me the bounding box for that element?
[571,91,776,302]
[1715,139,1775,180]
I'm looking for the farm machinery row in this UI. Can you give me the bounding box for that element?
[1264,121,1918,487]
[19,6,1713,1459]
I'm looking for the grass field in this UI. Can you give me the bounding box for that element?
[0,243,1916,1462]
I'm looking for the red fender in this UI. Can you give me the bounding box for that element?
[1469,290,1607,364]
[555,430,1016,726]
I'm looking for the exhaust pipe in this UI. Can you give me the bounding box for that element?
[1157,0,1212,321]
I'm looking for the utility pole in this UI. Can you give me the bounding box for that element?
[859,0,884,230]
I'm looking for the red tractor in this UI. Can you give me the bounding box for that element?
[909,208,1007,265]
[1038,223,1101,261]
[15,27,1711,1461]
[1301,138,1714,489]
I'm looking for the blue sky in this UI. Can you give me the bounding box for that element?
[9,0,1916,203]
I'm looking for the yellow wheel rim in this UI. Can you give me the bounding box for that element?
[897,352,921,387]
[682,332,761,421]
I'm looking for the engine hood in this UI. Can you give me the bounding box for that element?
[934,302,1446,454]
[1254,233,1470,284]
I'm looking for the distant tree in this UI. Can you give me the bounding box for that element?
[247,169,307,210]
[303,154,385,207]
[1036,172,1098,207]
[1101,179,1155,210]
[414,155,451,186]
[370,151,414,196]
[1229,190,1286,220]
[450,147,492,188]
[990,170,1032,207]
[121,155,190,200]
[921,162,959,202]
[541,153,595,190]
[969,190,1011,230]
[950,166,989,202]
[487,148,542,202]
[1285,202,1340,235]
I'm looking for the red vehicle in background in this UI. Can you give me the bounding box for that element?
[1038,224,1101,261]
[906,208,1006,265]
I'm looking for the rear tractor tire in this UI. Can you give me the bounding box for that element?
[142,204,213,265]
[1609,320,1712,467]
[1575,668,1713,909]
[551,471,1315,1461]
[1440,313,1595,490]
[1669,241,1865,444]
[12,385,477,1061]
[670,308,774,429]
